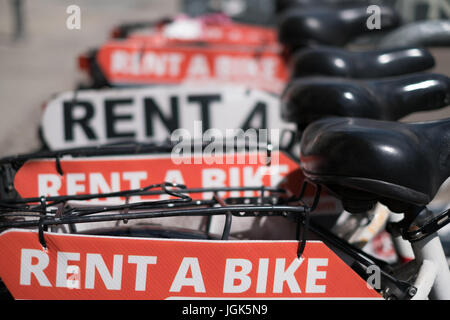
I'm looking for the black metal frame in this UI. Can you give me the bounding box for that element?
[0,177,417,299]
[0,141,420,299]
[0,182,303,247]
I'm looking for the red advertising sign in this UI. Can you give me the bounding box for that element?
[0,229,381,300]
[13,151,341,213]
[113,13,279,48]
[95,43,287,93]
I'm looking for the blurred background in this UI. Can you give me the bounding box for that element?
[0,0,449,158]
[0,0,179,157]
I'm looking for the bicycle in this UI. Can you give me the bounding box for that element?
[1,2,449,301]
[275,1,450,299]
[299,116,450,299]
[0,139,423,299]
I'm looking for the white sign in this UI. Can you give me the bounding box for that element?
[41,85,293,150]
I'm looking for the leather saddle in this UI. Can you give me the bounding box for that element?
[277,4,400,49]
[300,117,450,214]
[289,46,435,79]
[378,20,450,49]
[282,73,450,131]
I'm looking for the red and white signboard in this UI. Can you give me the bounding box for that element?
[13,151,341,213]
[0,229,381,300]
[95,43,287,93]
[126,17,279,48]
[13,151,342,236]
[41,85,291,150]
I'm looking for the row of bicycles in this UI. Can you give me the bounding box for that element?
[0,0,449,300]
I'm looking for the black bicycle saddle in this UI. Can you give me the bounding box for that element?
[300,117,450,213]
[378,20,450,49]
[278,5,400,49]
[282,73,450,131]
[290,46,435,78]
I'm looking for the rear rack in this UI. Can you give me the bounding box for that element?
[0,182,320,259]
[0,178,419,299]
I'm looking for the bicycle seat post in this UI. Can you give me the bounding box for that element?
[401,206,450,300]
